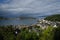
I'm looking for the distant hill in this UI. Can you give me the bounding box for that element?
[19,17,36,20]
[0,16,8,20]
[44,14,60,22]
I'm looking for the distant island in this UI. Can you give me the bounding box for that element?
[0,17,8,20]
[0,16,36,20]
[0,16,15,20]
[19,17,36,20]
[44,14,60,22]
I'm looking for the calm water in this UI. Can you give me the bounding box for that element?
[0,19,37,26]
[0,17,45,26]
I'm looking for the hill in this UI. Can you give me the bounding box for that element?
[44,14,60,22]
[0,16,7,20]
[19,17,36,20]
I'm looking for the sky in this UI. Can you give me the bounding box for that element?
[0,0,60,16]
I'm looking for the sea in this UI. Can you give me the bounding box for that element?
[0,16,45,26]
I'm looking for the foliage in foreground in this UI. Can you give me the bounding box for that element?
[0,26,60,40]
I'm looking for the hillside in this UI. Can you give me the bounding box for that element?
[44,14,60,22]
[19,17,36,20]
[0,16,8,20]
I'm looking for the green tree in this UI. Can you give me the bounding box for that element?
[41,26,54,40]
[54,26,60,40]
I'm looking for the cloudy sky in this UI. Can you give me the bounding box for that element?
[0,0,60,16]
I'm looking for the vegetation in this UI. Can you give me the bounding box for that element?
[54,26,60,40]
[0,25,60,40]
[44,14,60,22]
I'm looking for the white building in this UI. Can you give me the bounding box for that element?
[36,19,57,29]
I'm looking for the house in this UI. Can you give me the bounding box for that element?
[36,19,57,29]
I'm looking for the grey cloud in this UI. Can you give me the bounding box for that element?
[0,0,60,15]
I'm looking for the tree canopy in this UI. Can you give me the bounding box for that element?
[44,14,60,22]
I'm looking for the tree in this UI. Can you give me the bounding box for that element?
[41,26,54,40]
[54,26,60,40]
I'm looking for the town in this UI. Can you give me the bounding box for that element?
[0,19,60,40]
[8,19,60,29]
